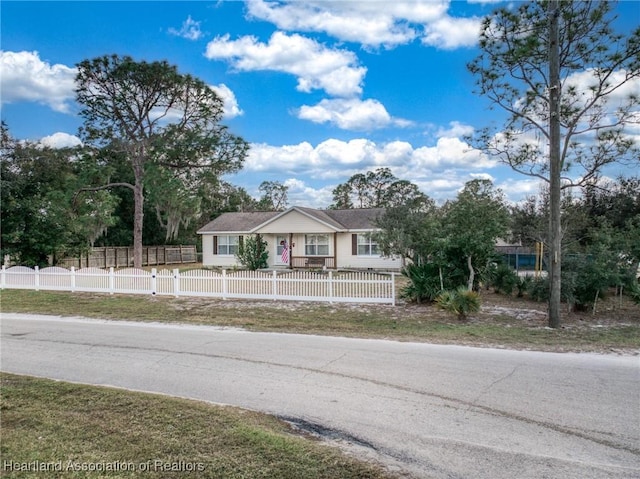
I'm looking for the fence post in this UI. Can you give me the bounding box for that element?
[391,273,396,306]
[151,268,157,295]
[71,267,76,292]
[272,270,277,300]
[34,266,40,291]
[173,268,180,298]
[1,265,5,289]
[328,270,333,303]
[109,267,115,294]
[222,269,227,300]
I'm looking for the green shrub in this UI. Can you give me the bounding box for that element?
[235,235,268,270]
[563,255,614,311]
[400,263,444,303]
[489,262,519,295]
[527,276,549,302]
[435,287,481,321]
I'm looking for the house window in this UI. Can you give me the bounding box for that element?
[216,235,239,255]
[355,233,379,256]
[305,234,329,256]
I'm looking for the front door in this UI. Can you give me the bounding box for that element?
[275,235,289,265]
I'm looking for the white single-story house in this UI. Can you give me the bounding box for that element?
[197,206,402,270]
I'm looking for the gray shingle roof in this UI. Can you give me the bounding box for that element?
[324,208,385,230]
[197,211,279,233]
[197,207,385,234]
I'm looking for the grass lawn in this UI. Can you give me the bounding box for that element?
[0,373,397,479]
[1,288,639,352]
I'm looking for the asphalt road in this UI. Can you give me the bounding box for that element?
[1,313,639,479]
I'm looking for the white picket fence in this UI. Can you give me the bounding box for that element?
[0,266,396,305]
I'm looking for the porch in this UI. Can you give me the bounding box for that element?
[291,256,336,269]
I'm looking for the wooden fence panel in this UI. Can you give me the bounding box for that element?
[59,246,196,269]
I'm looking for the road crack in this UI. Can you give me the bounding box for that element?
[466,364,522,412]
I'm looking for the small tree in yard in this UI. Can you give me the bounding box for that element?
[468,1,640,327]
[375,197,439,267]
[442,179,510,292]
[376,179,507,302]
[75,55,248,268]
[236,235,268,270]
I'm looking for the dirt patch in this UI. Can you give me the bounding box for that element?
[479,289,640,324]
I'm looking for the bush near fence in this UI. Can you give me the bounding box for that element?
[1,266,396,305]
[59,245,197,269]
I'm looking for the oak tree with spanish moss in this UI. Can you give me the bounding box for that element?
[75,55,249,267]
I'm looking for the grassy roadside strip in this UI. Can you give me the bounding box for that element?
[0,373,397,479]
[1,289,639,352]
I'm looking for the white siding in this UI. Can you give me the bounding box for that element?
[335,233,402,270]
[201,234,215,266]
[257,210,336,234]
[202,231,401,270]
[201,234,242,268]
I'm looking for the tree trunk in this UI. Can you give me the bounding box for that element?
[466,255,475,291]
[548,0,562,328]
[132,151,145,269]
[133,177,144,269]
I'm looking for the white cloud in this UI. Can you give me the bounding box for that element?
[436,121,476,139]
[168,15,204,41]
[245,0,482,49]
[497,177,545,204]
[282,178,334,207]
[421,15,481,49]
[39,132,82,149]
[563,69,640,126]
[210,83,243,118]
[246,0,447,48]
[245,141,316,173]
[205,31,366,97]
[237,136,543,207]
[314,138,380,170]
[247,137,494,179]
[298,98,412,131]
[512,68,640,131]
[413,137,496,169]
[0,50,76,113]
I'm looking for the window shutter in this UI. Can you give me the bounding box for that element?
[239,236,244,248]
[213,236,218,255]
[352,234,357,255]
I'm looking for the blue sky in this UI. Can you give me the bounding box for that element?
[2,0,639,207]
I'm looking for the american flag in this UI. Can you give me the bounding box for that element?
[281,240,289,263]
